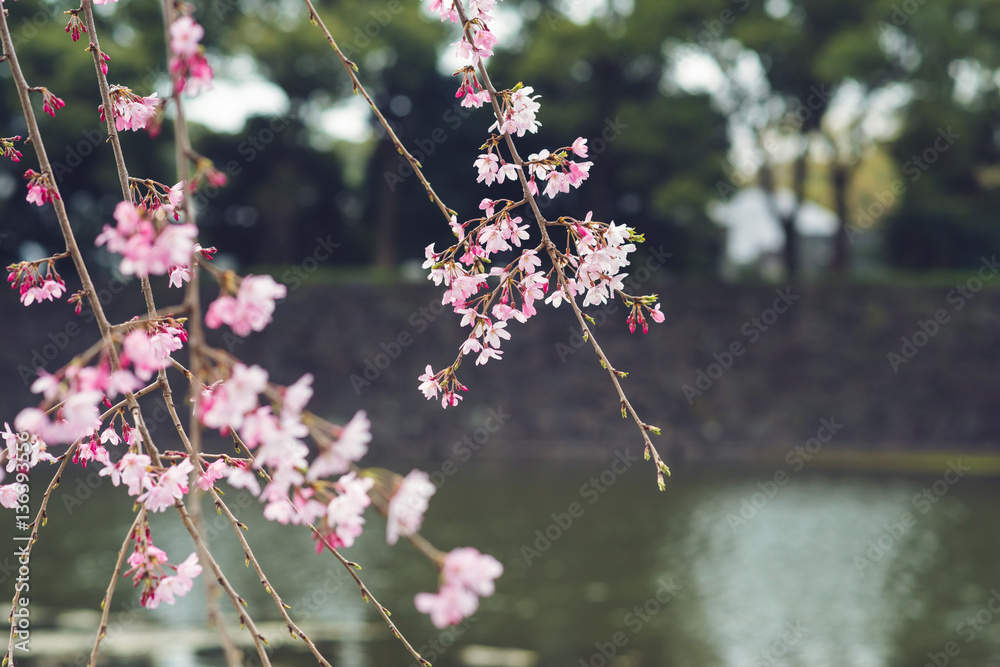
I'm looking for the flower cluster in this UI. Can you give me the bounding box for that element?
[14,317,184,447]
[490,85,541,138]
[412,1,667,415]
[0,425,54,506]
[322,471,373,549]
[23,169,59,207]
[100,85,159,133]
[1,136,22,163]
[205,274,287,336]
[124,535,202,609]
[64,11,87,41]
[33,87,65,118]
[169,15,213,96]
[444,0,498,107]
[524,144,592,199]
[386,470,436,545]
[136,458,194,512]
[198,365,371,537]
[415,547,503,628]
[95,200,198,279]
[129,178,192,227]
[120,319,188,380]
[7,259,66,307]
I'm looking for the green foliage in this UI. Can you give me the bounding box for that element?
[1,0,996,276]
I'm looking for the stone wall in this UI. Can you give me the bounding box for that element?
[3,281,998,463]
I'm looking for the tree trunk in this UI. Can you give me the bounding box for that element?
[830,162,850,274]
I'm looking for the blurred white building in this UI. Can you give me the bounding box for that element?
[709,187,841,280]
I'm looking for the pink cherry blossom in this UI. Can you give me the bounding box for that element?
[418,365,443,400]
[121,327,185,380]
[224,463,261,496]
[649,304,665,323]
[169,16,204,57]
[200,363,268,432]
[138,458,193,512]
[324,471,373,548]
[118,452,151,496]
[442,547,504,596]
[306,410,370,481]
[196,458,228,491]
[414,584,479,629]
[205,274,286,336]
[95,201,197,278]
[102,87,159,133]
[428,0,459,22]
[0,484,24,509]
[492,86,541,138]
[145,552,201,609]
[23,169,59,207]
[171,52,214,96]
[386,469,436,545]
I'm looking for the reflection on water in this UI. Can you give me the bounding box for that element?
[5,459,1000,666]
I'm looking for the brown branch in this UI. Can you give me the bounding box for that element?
[301,0,454,223]
[88,510,145,666]
[453,2,669,487]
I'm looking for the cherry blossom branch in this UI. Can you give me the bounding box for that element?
[156,2,241,661]
[88,509,145,666]
[80,0,130,198]
[167,352,432,665]
[223,429,431,666]
[453,0,669,488]
[0,1,116,339]
[172,498,273,666]
[159,359,331,665]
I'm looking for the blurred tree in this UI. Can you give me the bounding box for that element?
[878,0,1000,270]
[4,0,995,278]
[673,0,897,278]
[487,0,731,276]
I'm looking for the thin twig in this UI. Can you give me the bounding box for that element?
[454,2,669,487]
[88,510,145,666]
[301,0,454,223]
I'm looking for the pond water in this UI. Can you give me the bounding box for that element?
[4,457,1000,666]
